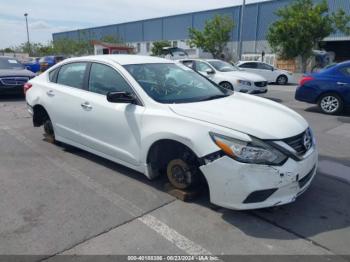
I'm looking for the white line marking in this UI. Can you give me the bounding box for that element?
[4,127,211,255]
[139,214,212,255]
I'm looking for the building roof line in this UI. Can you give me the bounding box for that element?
[53,0,282,36]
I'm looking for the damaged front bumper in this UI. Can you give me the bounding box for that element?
[199,147,318,210]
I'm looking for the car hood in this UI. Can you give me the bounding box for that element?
[221,71,267,82]
[169,93,308,139]
[0,69,35,77]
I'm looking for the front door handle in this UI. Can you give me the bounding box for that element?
[81,102,92,111]
[46,90,55,97]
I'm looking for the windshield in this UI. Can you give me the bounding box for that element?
[124,63,230,104]
[207,60,241,72]
[0,58,25,70]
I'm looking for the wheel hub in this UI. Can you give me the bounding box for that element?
[321,96,339,113]
[167,159,193,189]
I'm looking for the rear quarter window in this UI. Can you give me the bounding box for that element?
[48,67,59,82]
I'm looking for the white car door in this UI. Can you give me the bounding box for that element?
[256,62,277,82]
[239,62,264,78]
[44,62,88,143]
[77,62,145,166]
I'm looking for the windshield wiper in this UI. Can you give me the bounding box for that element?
[198,94,230,102]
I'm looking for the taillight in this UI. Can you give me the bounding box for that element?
[300,76,314,86]
[23,83,32,94]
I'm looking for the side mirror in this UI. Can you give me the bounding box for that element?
[107,91,136,104]
[271,67,275,71]
[25,66,31,70]
[205,68,215,75]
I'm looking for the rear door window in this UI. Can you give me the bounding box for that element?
[49,67,59,82]
[257,63,273,70]
[57,63,87,89]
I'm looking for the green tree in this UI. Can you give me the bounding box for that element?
[100,35,123,44]
[188,15,234,59]
[267,0,350,72]
[150,40,171,56]
[3,47,14,53]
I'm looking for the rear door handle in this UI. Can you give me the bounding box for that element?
[337,82,348,86]
[46,90,55,97]
[81,102,92,111]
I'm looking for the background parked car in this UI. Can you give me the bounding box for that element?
[0,56,36,95]
[236,61,293,85]
[23,57,41,73]
[161,47,189,60]
[39,55,65,72]
[179,59,268,93]
[295,61,350,115]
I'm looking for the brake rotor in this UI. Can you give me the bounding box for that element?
[166,159,193,190]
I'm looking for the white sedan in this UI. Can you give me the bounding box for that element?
[25,55,317,210]
[236,61,294,85]
[179,59,268,94]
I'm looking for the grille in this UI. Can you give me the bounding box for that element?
[283,131,307,155]
[0,77,29,86]
[254,81,267,87]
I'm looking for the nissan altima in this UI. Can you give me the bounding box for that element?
[25,55,318,210]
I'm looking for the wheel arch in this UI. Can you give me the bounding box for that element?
[218,81,234,90]
[32,104,51,127]
[316,91,344,103]
[145,138,202,179]
[276,74,288,83]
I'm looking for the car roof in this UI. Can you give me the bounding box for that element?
[65,55,173,65]
[336,61,350,67]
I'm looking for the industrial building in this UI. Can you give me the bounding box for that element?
[52,0,350,61]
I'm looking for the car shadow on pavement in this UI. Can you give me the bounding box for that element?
[59,144,171,191]
[260,97,283,103]
[58,143,350,241]
[305,106,350,117]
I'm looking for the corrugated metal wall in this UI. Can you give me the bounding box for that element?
[52,0,350,44]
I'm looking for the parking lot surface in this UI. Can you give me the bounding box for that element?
[0,85,349,260]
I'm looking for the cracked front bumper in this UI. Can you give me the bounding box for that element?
[200,147,318,210]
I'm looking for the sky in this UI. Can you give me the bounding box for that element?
[0,0,269,49]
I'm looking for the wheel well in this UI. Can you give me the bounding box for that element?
[219,81,232,86]
[33,105,50,127]
[277,74,288,81]
[219,81,233,90]
[317,92,343,104]
[146,139,202,178]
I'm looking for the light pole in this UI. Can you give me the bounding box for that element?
[238,0,246,61]
[24,13,31,56]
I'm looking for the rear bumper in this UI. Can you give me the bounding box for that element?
[295,85,320,103]
[200,147,318,210]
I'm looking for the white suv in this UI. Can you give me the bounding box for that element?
[25,55,317,210]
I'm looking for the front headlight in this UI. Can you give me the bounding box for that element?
[210,132,287,165]
[237,80,251,86]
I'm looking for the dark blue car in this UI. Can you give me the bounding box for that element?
[295,61,350,114]
[23,57,40,73]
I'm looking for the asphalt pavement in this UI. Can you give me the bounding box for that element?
[0,85,349,261]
